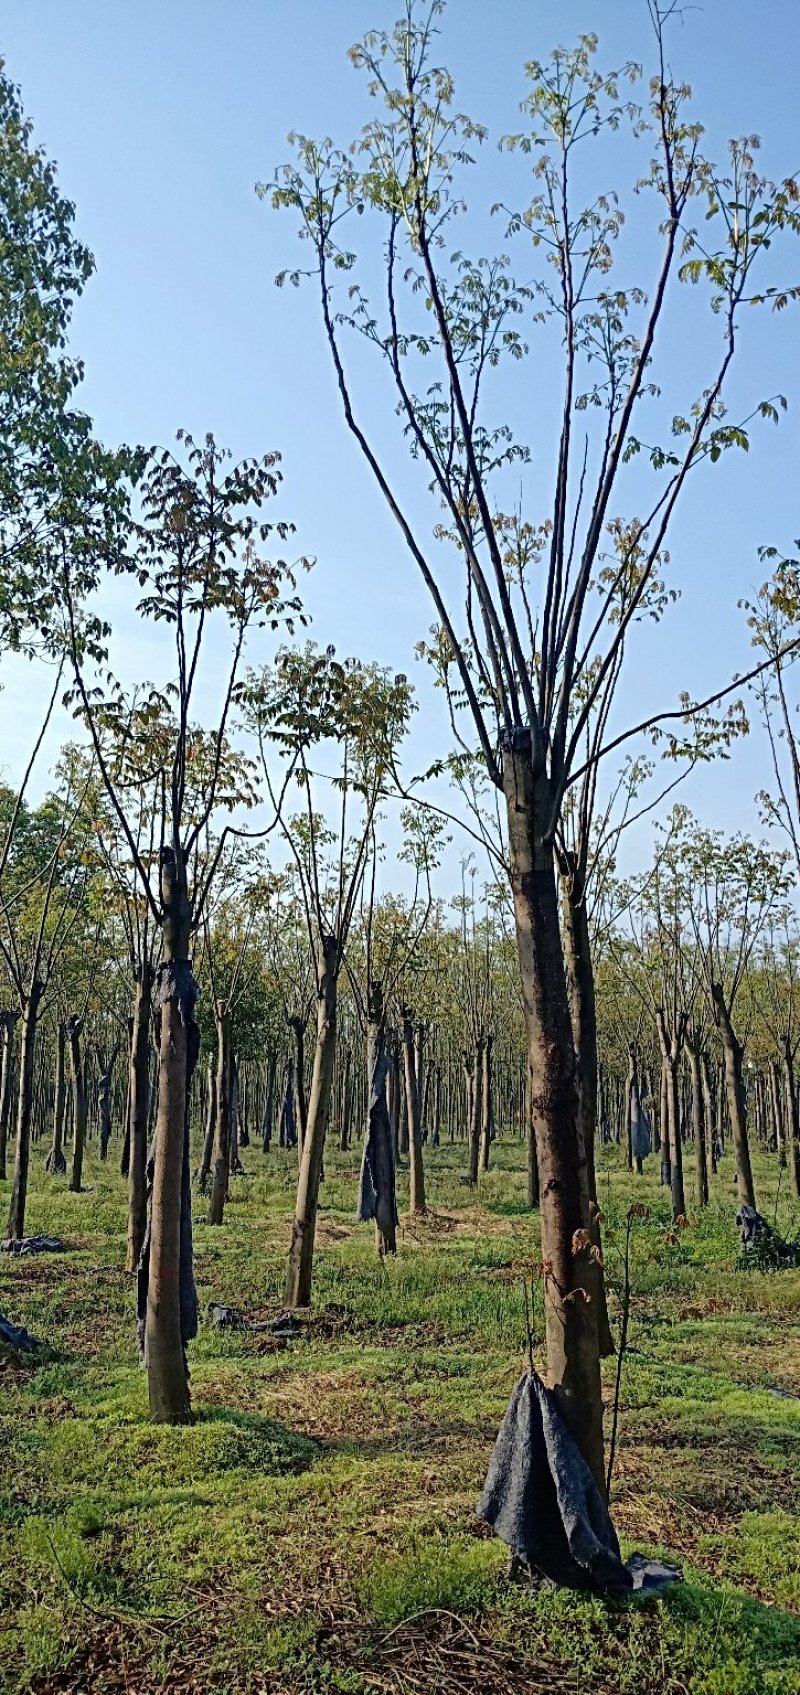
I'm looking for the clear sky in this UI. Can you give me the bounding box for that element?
[2,0,800,888]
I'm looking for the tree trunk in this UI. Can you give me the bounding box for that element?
[0,1011,18,1182]
[701,1049,717,1177]
[127,968,153,1272]
[502,739,603,1490]
[629,1049,643,1176]
[685,1039,708,1209]
[362,994,398,1256]
[656,1009,686,1221]
[769,1059,786,1168]
[45,1021,67,1176]
[562,864,614,1357]
[208,1002,231,1225]
[479,1032,493,1173]
[401,1008,426,1216]
[339,1042,352,1152]
[145,846,196,1423]
[783,1042,800,1201]
[7,984,43,1240]
[710,983,756,1209]
[526,1062,539,1208]
[466,1045,481,1185]
[285,936,338,1309]
[288,1014,308,1162]
[68,1016,88,1194]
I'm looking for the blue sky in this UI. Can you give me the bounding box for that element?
[2,0,800,890]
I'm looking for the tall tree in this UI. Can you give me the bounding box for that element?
[66,432,305,1421]
[265,2,799,1481]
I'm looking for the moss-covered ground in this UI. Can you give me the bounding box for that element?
[2,1137,800,1694]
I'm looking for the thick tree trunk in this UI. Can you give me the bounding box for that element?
[685,1038,708,1209]
[145,847,196,1423]
[479,1032,493,1173]
[401,1009,426,1216]
[284,936,338,1309]
[7,984,43,1241]
[127,968,153,1272]
[208,1003,231,1225]
[710,984,756,1209]
[68,1016,88,1195]
[502,739,603,1489]
[45,1021,67,1176]
[562,866,614,1357]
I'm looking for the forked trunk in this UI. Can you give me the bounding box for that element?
[7,983,43,1241]
[710,984,756,1209]
[45,1021,67,1176]
[68,1016,87,1195]
[127,968,153,1273]
[284,936,338,1309]
[502,738,603,1489]
[208,1002,231,1225]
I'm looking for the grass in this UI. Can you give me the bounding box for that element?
[1,1134,799,1693]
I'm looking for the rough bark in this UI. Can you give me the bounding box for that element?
[7,984,43,1240]
[284,936,338,1309]
[655,1009,686,1221]
[710,983,756,1209]
[502,737,603,1490]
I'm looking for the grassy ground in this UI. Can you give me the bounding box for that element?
[1,1134,800,1695]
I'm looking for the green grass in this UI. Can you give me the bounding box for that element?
[1,1135,800,1692]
